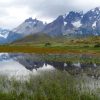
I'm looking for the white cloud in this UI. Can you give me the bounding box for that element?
[70,0,100,12]
[0,0,100,29]
[0,0,12,3]
[6,7,31,19]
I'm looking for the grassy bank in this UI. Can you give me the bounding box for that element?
[0,36,99,55]
[0,71,99,100]
[0,45,99,56]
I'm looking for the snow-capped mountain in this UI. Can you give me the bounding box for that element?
[0,28,22,44]
[62,11,83,36]
[0,7,100,44]
[0,28,9,39]
[42,11,83,36]
[38,12,83,37]
[13,17,46,36]
[80,7,100,35]
[11,7,100,38]
[42,7,100,36]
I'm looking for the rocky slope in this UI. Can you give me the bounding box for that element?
[13,17,46,36]
[0,28,22,44]
[1,7,100,44]
[12,7,100,37]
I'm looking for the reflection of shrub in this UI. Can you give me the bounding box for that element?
[45,43,51,47]
[94,43,100,48]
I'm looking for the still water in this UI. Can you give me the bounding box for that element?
[0,53,99,79]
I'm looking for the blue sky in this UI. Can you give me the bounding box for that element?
[0,0,100,29]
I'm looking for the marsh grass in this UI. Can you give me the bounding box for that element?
[0,71,99,100]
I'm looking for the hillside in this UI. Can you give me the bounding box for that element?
[12,33,100,46]
[12,33,69,45]
[0,35,96,55]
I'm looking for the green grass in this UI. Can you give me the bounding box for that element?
[0,36,99,55]
[1,36,100,54]
[0,71,99,100]
[12,35,100,46]
[0,44,99,55]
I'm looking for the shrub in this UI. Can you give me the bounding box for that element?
[45,43,51,47]
[94,43,100,48]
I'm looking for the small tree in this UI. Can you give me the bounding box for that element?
[45,43,51,47]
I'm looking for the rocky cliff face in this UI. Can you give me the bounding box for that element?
[44,7,100,36]
[1,7,100,44]
[13,17,46,36]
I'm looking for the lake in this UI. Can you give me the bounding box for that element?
[0,53,99,79]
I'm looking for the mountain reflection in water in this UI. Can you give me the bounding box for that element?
[0,53,99,79]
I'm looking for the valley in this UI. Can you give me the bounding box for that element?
[0,4,100,100]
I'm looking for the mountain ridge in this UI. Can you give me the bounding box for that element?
[12,7,100,37]
[0,7,100,44]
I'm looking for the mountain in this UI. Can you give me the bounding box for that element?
[12,33,54,44]
[80,7,100,35]
[43,7,100,37]
[1,7,100,44]
[0,28,9,39]
[12,7,100,38]
[0,28,22,44]
[42,8,100,37]
[13,17,46,36]
[11,7,100,38]
[62,11,83,36]
[43,16,64,37]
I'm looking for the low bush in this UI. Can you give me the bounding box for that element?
[94,43,100,48]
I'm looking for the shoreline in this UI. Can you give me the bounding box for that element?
[0,46,99,56]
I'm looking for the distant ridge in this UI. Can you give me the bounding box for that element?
[1,7,100,44]
[12,7,100,37]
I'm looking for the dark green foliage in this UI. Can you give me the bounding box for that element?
[45,43,51,47]
[94,43,100,48]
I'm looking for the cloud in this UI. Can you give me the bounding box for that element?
[0,0,100,29]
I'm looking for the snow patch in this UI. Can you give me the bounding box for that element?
[96,11,99,15]
[72,21,82,28]
[92,21,96,27]
[63,13,68,19]
[0,33,9,39]
[64,22,67,26]
[95,33,99,36]
[92,9,94,12]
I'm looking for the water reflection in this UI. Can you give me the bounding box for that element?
[0,53,99,78]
